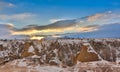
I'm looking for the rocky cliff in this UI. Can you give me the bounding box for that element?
[0,38,120,72]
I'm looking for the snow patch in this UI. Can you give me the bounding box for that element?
[34,65,64,72]
[17,60,27,67]
[31,55,40,58]
[28,46,34,53]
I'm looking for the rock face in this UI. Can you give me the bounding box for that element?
[77,46,99,62]
[0,58,119,72]
[0,38,120,66]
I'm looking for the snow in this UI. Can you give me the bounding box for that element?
[82,40,103,60]
[28,46,34,53]
[116,57,120,65]
[53,49,58,53]
[34,65,64,72]
[0,51,8,57]
[31,55,40,58]
[50,57,61,64]
[0,56,120,72]
[58,39,81,44]
[0,41,8,47]
[17,60,27,67]
[0,39,120,72]
[11,60,17,66]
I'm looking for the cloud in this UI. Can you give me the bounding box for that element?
[10,12,120,37]
[11,19,77,35]
[75,11,120,28]
[0,23,14,39]
[62,23,120,38]
[11,26,97,37]
[87,14,104,22]
[11,21,98,36]
[49,18,67,23]
[13,19,76,31]
[0,13,36,21]
[0,1,15,9]
[0,13,38,26]
[0,11,120,39]
[86,11,120,23]
[0,23,29,39]
[75,25,98,32]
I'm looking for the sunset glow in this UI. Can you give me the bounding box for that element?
[30,36,44,40]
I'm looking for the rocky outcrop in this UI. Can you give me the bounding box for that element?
[0,38,120,66]
[77,46,99,62]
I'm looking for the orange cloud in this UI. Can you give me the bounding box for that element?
[87,14,104,22]
[11,25,98,36]
[30,36,44,40]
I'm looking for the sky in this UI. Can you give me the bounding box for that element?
[0,0,120,39]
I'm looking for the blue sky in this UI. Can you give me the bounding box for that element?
[0,0,120,39]
[0,0,120,27]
